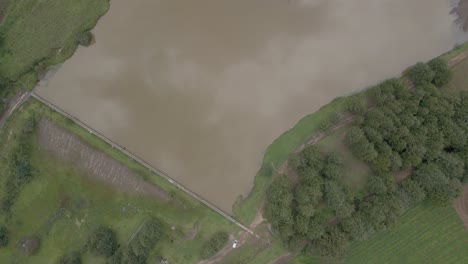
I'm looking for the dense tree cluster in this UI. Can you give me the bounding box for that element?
[110,218,163,264]
[265,146,353,257]
[1,116,36,215]
[409,58,452,88]
[347,61,467,203]
[201,231,229,259]
[265,60,467,260]
[87,226,119,257]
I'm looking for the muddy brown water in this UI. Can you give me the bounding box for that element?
[37,0,466,213]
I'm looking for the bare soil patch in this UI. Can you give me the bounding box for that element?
[184,220,200,240]
[454,185,468,229]
[394,168,413,183]
[38,118,170,201]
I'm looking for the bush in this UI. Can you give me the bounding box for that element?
[16,236,40,256]
[57,251,81,264]
[123,218,163,263]
[428,58,451,87]
[78,31,93,47]
[0,226,8,247]
[322,153,344,181]
[346,96,366,114]
[201,231,229,259]
[313,226,349,260]
[87,226,118,257]
[409,62,435,86]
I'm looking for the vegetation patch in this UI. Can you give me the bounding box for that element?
[0,100,236,263]
[111,218,163,264]
[201,231,229,259]
[263,58,468,262]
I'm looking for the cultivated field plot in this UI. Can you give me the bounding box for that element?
[38,118,170,201]
[346,204,468,264]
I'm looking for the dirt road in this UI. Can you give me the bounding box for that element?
[0,90,30,130]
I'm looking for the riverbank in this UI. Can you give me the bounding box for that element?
[229,41,468,263]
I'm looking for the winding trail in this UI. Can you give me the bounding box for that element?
[0,90,30,130]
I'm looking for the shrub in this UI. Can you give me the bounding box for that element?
[346,96,366,114]
[428,58,451,87]
[78,31,93,47]
[87,226,118,257]
[409,62,435,86]
[313,226,349,260]
[57,251,81,264]
[0,226,8,247]
[201,231,229,259]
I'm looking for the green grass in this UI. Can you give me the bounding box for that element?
[315,126,371,195]
[0,100,237,263]
[345,204,468,264]
[440,42,468,62]
[0,0,109,81]
[443,58,468,93]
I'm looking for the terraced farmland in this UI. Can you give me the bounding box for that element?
[346,204,468,263]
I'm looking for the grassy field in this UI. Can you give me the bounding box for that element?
[0,100,237,263]
[0,0,109,84]
[345,204,468,263]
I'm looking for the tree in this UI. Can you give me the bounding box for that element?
[346,127,378,162]
[398,179,426,207]
[436,152,465,181]
[413,163,448,191]
[428,58,451,87]
[335,202,354,219]
[409,62,435,86]
[367,175,387,195]
[323,181,346,210]
[313,226,349,260]
[346,96,366,114]
[57,251,81,264]
[201,231,228,259]
[0,226,8,247]
[341,213,374,241]
[87,226,118,257]
[307,217,325,240]
[300,146,324,172]
[322,153,344,181]
[294,214,310,235]
[295,185,317,217]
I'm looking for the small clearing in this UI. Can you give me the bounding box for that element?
[454,185,468,229]
[38,118,170,201]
